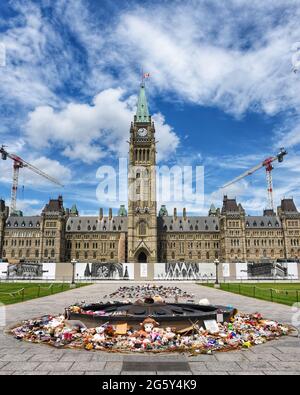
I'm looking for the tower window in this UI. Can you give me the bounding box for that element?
[139,220,147,236]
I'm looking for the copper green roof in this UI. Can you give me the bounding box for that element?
[136,83,151,123]
[118,205,127,216]
[70,204,78,215]
[159,205,168,217]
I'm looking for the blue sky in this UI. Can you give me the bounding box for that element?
[0,0,300,216]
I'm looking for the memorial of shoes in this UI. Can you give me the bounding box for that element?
[11,285,290,354]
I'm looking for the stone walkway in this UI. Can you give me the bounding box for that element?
[0,282,299,375]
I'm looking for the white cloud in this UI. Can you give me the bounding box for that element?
[114,1,300,117]
[25,88,180,163]
[0,155,71,188]
[153,113,180,162]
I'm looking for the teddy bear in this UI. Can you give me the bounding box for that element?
[92,326,106,343]
[133,317,160,338]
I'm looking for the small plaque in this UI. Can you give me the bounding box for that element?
[217,313,224,323]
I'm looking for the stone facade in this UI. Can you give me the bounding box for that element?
[1,195,299,265]
[0,85,299,266]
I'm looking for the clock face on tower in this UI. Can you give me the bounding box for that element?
[137,128,147,137]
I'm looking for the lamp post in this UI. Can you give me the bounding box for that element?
[214,259,220,288]
[70,259,77,288]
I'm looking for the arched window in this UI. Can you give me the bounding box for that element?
[206,252,210,260]
[110,252,114,259]
[171,252,175,260]
[139,220,147,236]
[51,250,55,258]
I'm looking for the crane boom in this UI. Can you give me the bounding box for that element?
[16,156,64,187]
[221,148,287,211]
[222,162,264,189]
[0,145,63,214]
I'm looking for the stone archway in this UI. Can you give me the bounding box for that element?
[137,251,148,263]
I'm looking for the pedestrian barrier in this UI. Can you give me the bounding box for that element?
[221,283,300,306]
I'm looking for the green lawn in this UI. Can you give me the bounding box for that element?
[0,282,88,305]
[203,283,300,306]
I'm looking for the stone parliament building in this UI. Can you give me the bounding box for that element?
[1,84,300,268]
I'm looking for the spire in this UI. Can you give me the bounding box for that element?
[136,83,150,123]
[69,204,79,217]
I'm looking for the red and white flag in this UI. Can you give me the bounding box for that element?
[143,72,150,79]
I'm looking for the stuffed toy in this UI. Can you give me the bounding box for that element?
[133,317,159,338]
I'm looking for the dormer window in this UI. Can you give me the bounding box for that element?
[14,222,18,227]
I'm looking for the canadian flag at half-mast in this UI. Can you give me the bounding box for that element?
[143,73,150,78]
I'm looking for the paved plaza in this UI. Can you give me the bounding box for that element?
[0,282,299,375]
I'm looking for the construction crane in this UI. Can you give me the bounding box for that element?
[222,148,287,211]
[0,145,63,215]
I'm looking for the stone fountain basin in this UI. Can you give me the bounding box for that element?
[65,302,236,329]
